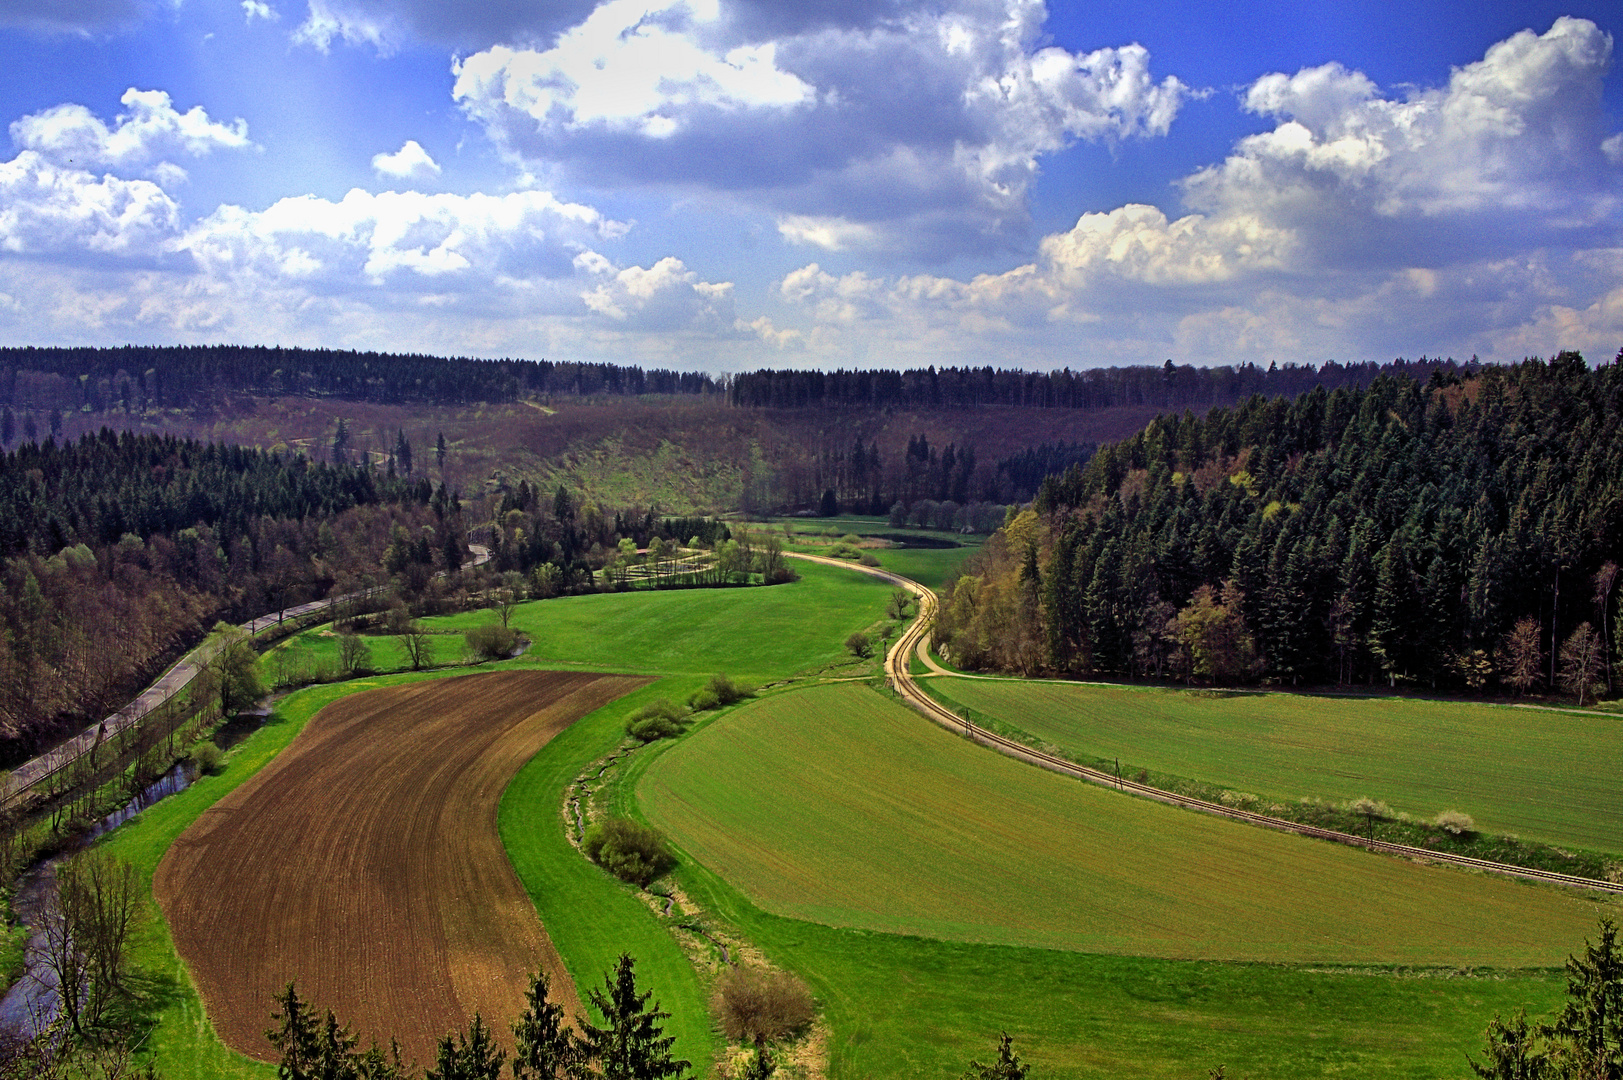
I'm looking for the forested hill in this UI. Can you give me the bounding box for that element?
[0,345,715,411]
[0,430,454,759]
[727,356,1470,411]
[937,352,1623,698]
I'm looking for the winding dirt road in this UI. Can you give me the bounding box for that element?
[786,551,1623,896]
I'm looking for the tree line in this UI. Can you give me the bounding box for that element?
[938,352,1623,698]
[0,345,716,415]
[727,357,1472,412]
[0,430,460,763]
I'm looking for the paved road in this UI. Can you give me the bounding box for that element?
[1,546,489,808]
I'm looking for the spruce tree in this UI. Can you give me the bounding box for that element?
[578,954,689,1080]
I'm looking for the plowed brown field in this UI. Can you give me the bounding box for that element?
[155,670,646,1064]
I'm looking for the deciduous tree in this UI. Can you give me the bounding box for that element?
[1498,617,1544,696]
[1558,623,1606,706]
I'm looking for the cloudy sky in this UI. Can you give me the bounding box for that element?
[0,0,1619,371]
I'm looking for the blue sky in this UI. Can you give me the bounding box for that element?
[0,0,1618,372]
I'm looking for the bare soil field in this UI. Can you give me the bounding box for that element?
[155,669,646,1065]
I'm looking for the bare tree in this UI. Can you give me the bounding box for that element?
[336,630,367,676]
[495,588,518,629]
[40,851,142,1036]
[398,621,434,671]
[1497,616,1543,696]
[1558,622,1606,706]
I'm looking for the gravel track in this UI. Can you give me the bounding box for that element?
[786,551,1623,897]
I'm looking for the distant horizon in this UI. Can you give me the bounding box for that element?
[0,2,1619,370]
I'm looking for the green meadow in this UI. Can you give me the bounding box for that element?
[640,682,1615,965]
[926,679,1623,855]
[62,555,1623,1080]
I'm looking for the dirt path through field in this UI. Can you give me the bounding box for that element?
[155,669,646,1065]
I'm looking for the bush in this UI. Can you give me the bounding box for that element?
[765,566,799,585]
[582,818,676,887]
[858,553,881,567]
[625,699,690,742]
[845,631,873,659]
[1348,797,1392,820]
[189,741,223,775]
[689,673,751,712]
[1434,809,1476,836]
[712,967,815,1043]
[465,623,518,661]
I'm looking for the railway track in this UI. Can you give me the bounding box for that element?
[788,550,1623,897]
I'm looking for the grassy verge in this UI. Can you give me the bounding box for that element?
[498,677,720,1073]
[924,679,1623,859]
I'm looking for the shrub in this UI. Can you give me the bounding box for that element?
[858,553,881,567]
[625,699,689,742]
[465,623,518,661]
[690,673,751,712]
[764,566,799,585]
[1348,797,1392,820]
[1434,809,1476,836]
[845,631,873,659]
[826,542,862,560]
[841,534,862,545]
[582,818,676,887]
[189,741,223,775]
[712,967,815,1043]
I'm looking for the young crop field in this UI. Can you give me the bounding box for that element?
[676,858,1573,1080]
[154,670,646,1065]
[640,682,1617,966]
[925,680,1623,855]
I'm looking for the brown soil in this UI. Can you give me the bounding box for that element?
[154,669,647,1065]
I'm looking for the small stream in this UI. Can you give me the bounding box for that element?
[0,761,198,1037]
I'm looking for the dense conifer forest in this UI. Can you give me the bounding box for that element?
[0,345,716,412]
[938,352,1623,698]
[727,356,1469,411]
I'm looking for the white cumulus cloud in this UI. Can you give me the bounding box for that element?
[242,1,279,21]
[9,88,252,180]
[581,255,738,332]
[0,152,179,256]
[454,0,1190,257]
[371,140,440,181]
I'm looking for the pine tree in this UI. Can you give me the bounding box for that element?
[1545,916,1622,1079]
[428,1013,506,1080]
[578,954,690,1080]
[512,970,581,1080]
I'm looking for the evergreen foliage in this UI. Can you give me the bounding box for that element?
[729,356,1469,411]
[939,353,1623,694]
[577,954,690,1080]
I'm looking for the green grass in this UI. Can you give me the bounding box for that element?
[498,677,720,1073]
[641,682,1617,966]
[866,544,979,590]
[86,565,893,1075]
[261,559,891,686]
[927,680,1623,856]
[455,559,891,678]
[676,856,1573,1080]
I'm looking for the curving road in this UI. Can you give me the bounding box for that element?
[786,551,1623,896]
